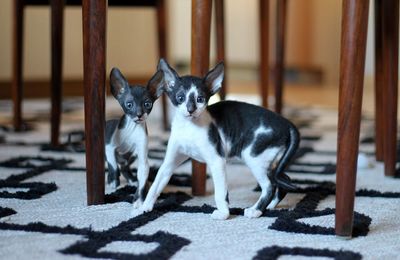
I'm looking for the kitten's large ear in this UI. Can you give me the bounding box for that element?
[110,67,128,99]
[204,62,224,95]
[147,70,164,100]
[157,58,179,92]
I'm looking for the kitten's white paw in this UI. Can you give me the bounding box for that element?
[130,202,154,217]
[211,209,230,220]
[130,208,143,218]
[244,208,262,218]
[132,199,143,209]
[139,203,154,213]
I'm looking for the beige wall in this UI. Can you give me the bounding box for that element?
[1,0,376,85]
[0,1,159,80]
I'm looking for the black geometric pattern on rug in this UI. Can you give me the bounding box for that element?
[287,161,336,175]
[268,186,371,237]
[0,156,71,199]
[255,179,400,237]
[104,179,393,240]
[41,130,86,153]
[0,206,16,218]
[0,155,194,196]
[0,173,378,259]
[253,246,362,260]
[300,135,321,141]
[361,136,400,171]
[4,127,335,177]
[1,121,398,259]
[0,192,192,260]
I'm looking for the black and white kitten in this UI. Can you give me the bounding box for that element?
[105,67,163,208]
[137,59,299,219]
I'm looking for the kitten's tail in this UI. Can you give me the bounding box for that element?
[273,126,300,191]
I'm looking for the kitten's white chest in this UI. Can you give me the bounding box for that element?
[113,120,146,154]
[171,113,213,162]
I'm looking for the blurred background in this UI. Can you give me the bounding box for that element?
[0,0,378,106]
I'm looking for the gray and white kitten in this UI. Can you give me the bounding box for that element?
[137,59,299,219]
[105,67,163,208]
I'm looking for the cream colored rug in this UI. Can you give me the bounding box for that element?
[0,96,399,259]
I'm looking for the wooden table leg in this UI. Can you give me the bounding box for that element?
[191,0,212,196]
[259,0,269,108]
[274,0,287,114]
[215,0,226,100]
[336,0,369,238]
[50,0,65,147]
[156,0,170,131]
[12,0,24,132]
[374,0,384,161]
[82,0,107,205]
[381,0,399,177]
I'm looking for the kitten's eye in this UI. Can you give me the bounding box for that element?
[197,96,205,103]
[177,95,185,104]
[125,102,133,109]
[144,101,152,109]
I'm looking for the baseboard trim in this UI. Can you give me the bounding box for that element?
[0,76,151,100]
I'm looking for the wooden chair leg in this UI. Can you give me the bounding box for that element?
[381,0,399,177]
[374,0,384,161]
[215,0,226,100]
[336,0,369,238]
[156,0,170,131]
[191,0,212,196]
[82,0,107,205]
[50,0,65,147]
[274,0,287,114]
[12,0,24,131]
[259,0,269,108]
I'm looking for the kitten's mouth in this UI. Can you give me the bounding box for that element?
[132,114,147,123]
[134,117,145,123]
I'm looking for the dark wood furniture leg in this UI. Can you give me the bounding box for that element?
[336,0,369,238]
[381,0,399,177]
[259,0,269,108]
[374,0,384,161]
[12,0,24,131]
[191,0,212,196]
[82,0,107,205]
[215,0,226,100]
[156,0,170,131]
[50,0,65,147]
[274,0,287,114]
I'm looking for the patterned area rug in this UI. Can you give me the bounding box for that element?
[0,96,399,260]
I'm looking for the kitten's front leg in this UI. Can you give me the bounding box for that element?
[105,146,120,190]
[132,159,149,209]
[209,159,230,220]
[107,163,120,190]
[132,137,149,209]
[135,150,188,214]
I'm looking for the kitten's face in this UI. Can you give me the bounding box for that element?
[110,68,163,123]
[157,59,224,119]
[119,86,154,123]
[168,77,209,118]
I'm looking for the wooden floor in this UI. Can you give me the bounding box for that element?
[229,79,378,116]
